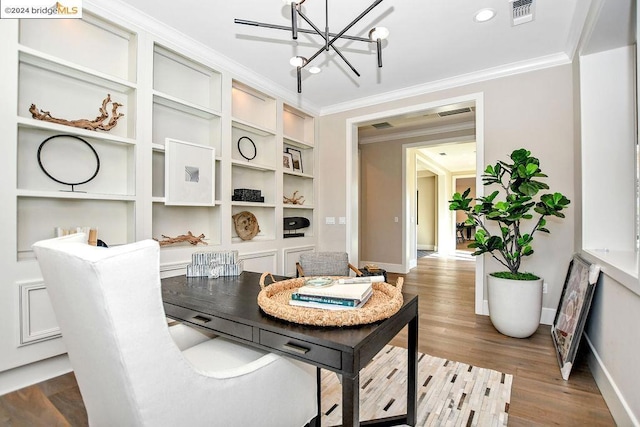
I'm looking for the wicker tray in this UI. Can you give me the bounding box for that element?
[257,273,404,327]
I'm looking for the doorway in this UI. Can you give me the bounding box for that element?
[346,93,486,315]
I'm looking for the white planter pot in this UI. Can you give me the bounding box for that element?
[487,274,543,338]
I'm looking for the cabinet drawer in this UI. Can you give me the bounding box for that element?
[260,330,341,369]
[164,303,253,342]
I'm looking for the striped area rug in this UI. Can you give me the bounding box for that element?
[320,345,512,426]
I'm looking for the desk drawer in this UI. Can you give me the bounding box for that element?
[164,303,253,342]
[260,330,341,369]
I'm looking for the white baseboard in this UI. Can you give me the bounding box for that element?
[482,300,556,326]
[0,354,71,396]
[583,333,639,426]
[417,244,435,250]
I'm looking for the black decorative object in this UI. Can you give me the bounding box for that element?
[232,188,264,202]
[237,136,256,161]
[283,216,310,238]
[37,134,100,192]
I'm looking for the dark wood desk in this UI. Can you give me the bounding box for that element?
[162,272,418,427]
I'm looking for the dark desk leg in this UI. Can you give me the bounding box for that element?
[407,314,418,426]
[342,372,360,427]
[316,368,322,426]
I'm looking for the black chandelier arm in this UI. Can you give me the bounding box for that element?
[331,45,362,76]
[234,19,372,43]
[291,3,298,39]
[296,9,326,44]
[326,0,384,48]
[296,8,361,76]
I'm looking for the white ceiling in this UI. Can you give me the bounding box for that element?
[112,0,591,112]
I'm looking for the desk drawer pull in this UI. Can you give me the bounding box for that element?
[191,315,212,324]
[283,342,310,354]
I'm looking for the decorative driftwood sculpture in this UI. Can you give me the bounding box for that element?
[283,190,305,205]
[29,94,124,131]
[232,211,260,240]
[155,231,207,247]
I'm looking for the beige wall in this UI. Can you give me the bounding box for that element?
[318,64,575,309]
[359,142,403,263]
[417,175,436,249]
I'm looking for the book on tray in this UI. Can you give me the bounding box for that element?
[290,287,373,309]
[288,276,384,310]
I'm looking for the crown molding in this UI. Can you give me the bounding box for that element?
[83,0,321,115]
[320,52,572,116]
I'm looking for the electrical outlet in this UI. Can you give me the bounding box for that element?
[338,217,346,225]
[543,283,548,294]
[325,217,335,225]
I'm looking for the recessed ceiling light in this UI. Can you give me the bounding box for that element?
[308,66,321,74]
[474,8,496,23]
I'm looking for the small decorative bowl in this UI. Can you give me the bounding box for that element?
[303,277,334,288]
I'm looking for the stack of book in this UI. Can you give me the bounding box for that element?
[290,276,384,310]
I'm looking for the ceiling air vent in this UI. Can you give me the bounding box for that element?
[372,122,393,129]
[437,107,472,117]
[509,0,534,26]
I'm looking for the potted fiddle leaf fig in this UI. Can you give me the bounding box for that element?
[449,148,570,338]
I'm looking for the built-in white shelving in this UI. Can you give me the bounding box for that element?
[1,9,318,379]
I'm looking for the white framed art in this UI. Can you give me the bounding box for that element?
[165,138,215,206]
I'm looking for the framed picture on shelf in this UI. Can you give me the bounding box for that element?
[551,254,600,380]
[165,138,215,206]
[283,152,294,172]
[286,148,303,173]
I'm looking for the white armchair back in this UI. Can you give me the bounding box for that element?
[33,234,317,427]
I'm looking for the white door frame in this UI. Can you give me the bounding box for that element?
[345,92,486,315]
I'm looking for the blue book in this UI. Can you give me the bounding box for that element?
[290,288,373,308]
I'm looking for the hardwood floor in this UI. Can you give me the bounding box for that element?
[0,254,614,426]
[390,252,614,426]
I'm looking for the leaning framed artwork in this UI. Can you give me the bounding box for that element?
[551,254,600,380]
[283,152,294,172]
[286,148,303,173]
[165,138,215,206]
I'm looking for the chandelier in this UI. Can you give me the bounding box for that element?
[235,0,389,93]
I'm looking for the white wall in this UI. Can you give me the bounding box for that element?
[577,28,640,426]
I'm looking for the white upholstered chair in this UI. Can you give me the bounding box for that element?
[33,234,317,427]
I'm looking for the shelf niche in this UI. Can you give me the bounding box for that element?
[19,13,137,82]
[153,45,222,112]
[231,205,275,243]
[231,81,276,132]
[18,53,136,140]
[17,197,135,261]
[283,104,315,146]
[152,204,221,247]
[17,127,135,196]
